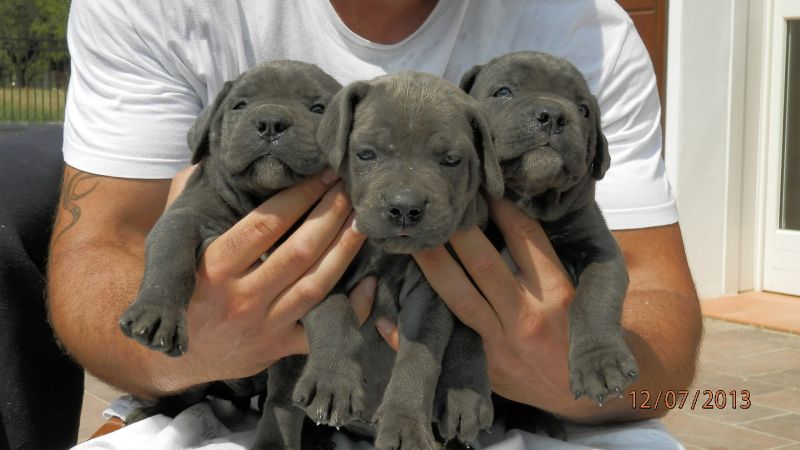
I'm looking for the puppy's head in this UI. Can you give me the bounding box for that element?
[188,60,341,195]
[318,72,504,254]
[460,51,609,220]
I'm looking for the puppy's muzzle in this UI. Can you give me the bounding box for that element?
[384,190,427,229]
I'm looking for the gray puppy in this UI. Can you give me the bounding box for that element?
[118,60,341,355]
[460,51,639,405]
[254,72,504,450]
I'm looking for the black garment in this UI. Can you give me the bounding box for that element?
[0,124,83,450]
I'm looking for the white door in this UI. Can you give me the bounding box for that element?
[763,0,800,296]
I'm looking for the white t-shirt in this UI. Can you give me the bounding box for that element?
[63,0,677,230]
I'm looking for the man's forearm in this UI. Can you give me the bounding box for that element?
[48,238,205,400]
[554,287,702,423]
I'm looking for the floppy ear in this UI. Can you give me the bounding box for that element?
[459,64,483,94]
[187,80,235,164]
[316,81,370,172]
[590,99,610,180]
[469,108,505,198]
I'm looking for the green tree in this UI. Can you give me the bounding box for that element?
[0,0,71,86]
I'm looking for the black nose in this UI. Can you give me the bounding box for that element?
[256,113,291,138]
[386,192,426,227]
[532,105,567,135]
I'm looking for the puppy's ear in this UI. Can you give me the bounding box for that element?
[459,64,483,94]
[316,81,370,172]
[469,108,505,198]
[187,80,235,164]
[590,99,610,180]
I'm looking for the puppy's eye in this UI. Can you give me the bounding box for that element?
[356,149,376,161]
[440,155,462,167]
[310,104,325,114]
[233,100,247,110]
[492,87,513,98]
[578,104,590,118]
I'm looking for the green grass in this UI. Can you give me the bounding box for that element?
[0,87,66,122]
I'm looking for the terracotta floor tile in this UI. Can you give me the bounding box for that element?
[714,328,800,350]
[660,411,793,449]
[750,370,800,389]
[699,350,800,378]
[691,368,787,397]
[701,295,767,316]
[683,397,786,425]
[744,349,800,367]
[699,335,777,357]
[704,318,748,333]
[751,388,800,415]
[739,413,800,441]
[702,292,800,333]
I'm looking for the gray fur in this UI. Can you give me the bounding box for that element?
[460,51,638,405]
[118,60,341,355]
[254,72,503,450]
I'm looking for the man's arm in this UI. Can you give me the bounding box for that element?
[48,165,370,399]
[411,198,702,423]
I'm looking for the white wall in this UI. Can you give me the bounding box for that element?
[664,0,752,298]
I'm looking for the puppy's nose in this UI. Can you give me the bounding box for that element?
[255,113,291,138]
[532,106,567,135]
[386,192,426,227]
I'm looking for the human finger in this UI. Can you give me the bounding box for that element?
[244,182,352,300]
[268,212,366,323]
[413,245,502,338]
[448,225,524,326]
[349,276,377,325]
[376,317,399,351]
[204,170,340,275]
[489,198,571,294]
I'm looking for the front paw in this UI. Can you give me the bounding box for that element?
[569,337,638,405]
[292,358,365,428]
[373,407,441,450]
[435,387,493,445]
[118,298,188,356]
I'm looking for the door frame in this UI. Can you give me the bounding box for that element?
[758,0,800,295]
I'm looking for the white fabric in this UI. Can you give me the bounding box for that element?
[63,0,677,230]
[74,396,684,450]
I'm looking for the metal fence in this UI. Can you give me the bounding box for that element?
[0,36,70,123]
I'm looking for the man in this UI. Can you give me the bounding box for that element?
[49,0,701,447]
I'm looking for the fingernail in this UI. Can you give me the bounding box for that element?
[376,317,393,336]
[321,169,339,185]
[348,214,360,233]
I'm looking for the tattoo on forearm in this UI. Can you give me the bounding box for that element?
[53,171,100,243]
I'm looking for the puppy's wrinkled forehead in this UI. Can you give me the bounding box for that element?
[355,73,472,136]
[233,61,340,103]
[479,54,591,100]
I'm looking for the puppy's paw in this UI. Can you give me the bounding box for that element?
[569,337,638,406]
[373,407,442,450]
[292,358,365,428]
[435,387,493,445]
[118,299,188,356]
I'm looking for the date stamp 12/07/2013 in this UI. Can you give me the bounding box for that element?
[629,390,751,410]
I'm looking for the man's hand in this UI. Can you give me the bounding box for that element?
[49,165,374,399]
[399,198,701,423]
[410,198,577,410]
